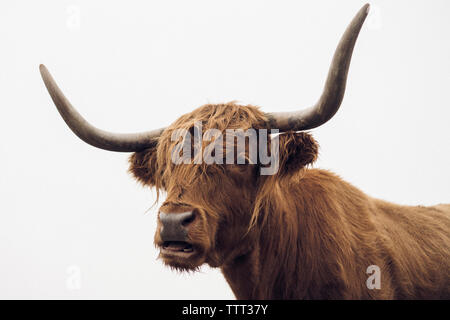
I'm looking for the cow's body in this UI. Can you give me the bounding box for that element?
[221,169,450,299]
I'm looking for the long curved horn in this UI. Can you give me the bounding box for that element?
[266,3,370,131]
[40,64,164,152]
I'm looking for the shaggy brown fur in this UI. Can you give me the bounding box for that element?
[129,102,450,299]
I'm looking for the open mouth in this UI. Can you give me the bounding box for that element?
[161,241,195,258]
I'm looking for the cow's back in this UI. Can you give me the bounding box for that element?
[372,199,450,299]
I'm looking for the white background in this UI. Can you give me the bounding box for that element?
[0,0,449,299]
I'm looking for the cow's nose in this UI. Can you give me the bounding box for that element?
[159,211,195,242]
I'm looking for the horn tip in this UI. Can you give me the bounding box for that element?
[363,3,370,14]
[39,64,48,75]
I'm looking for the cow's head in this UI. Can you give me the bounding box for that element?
[40,5,369,271]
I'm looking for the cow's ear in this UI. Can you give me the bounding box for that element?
[128,147,159,187]
[276,131,319,176]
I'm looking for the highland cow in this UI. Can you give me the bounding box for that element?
[40,4,450,299]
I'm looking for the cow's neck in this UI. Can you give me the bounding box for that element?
[221,169,377,299]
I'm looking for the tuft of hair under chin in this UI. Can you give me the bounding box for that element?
[158,255,202,273]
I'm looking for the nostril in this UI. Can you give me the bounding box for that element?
[181,211,196,227]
